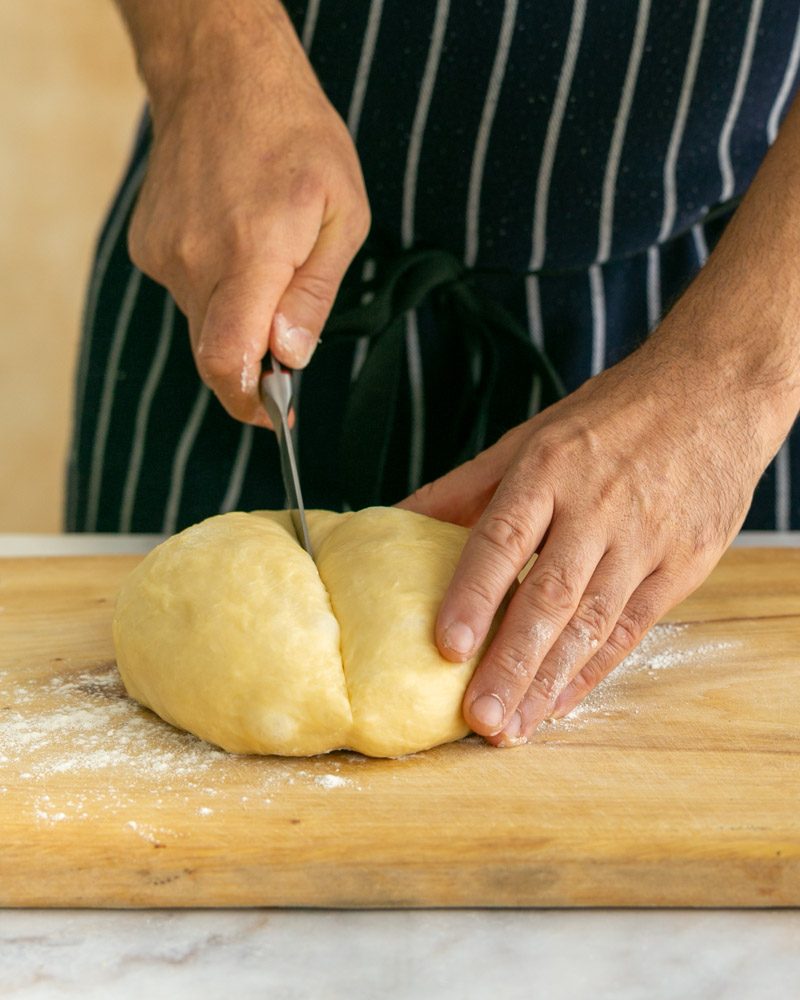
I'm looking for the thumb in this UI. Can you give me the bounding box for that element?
[196,261,292,426]
[398,417,534,524]
[269,218,363,369]
[397,450,506,527]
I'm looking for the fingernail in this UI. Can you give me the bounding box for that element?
[470,693,506,734]
[497,711,527,746]
[441,621,475,657]
[503,711,523,739]
[273,313,316,368]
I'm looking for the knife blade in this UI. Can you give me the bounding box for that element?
[259,353,314,559]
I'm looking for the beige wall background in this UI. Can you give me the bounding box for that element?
[1,2,143,531]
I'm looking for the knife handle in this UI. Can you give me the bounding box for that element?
[260,352,294,424]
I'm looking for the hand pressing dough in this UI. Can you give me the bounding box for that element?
[113,507,492,757]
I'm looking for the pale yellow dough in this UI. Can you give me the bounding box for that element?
[113,507,489,757]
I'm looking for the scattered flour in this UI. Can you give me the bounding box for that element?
[544,622,739,730]
[2,622,736,823]
[616,623,737,676]
[126,819,175,845]
[314,774,349,789]
[1,661,361,828]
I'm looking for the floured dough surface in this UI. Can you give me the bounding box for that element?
[113,507,489,757]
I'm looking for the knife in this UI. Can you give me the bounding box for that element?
[259,353,314,559]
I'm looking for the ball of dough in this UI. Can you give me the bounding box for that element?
[113,507,492,757]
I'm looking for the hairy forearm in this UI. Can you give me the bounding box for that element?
[113,0,301,113]
[655,92,800,442]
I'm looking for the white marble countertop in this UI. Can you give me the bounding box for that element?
[2,531,799,999]
[1,909,798,999]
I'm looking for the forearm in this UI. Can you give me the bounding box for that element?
[113,0,304,117]
[654,92,800,447]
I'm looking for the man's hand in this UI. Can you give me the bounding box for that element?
[399,332,773,744]
[119,0,370,425]
[400,91,800,746]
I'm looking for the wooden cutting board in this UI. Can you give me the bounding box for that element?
[1,549,799,908]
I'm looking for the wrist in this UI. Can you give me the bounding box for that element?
[649,280,800,458]
[645,92,800,450]
[117,0,301,121]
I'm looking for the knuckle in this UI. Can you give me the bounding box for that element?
[524,564,580,615]
[531,432,563,473]
[566,661,604,700]
[196,347,238,385]
[566,593,614,648]
[220,215,261,262]
[491,647,538,691]
[127,222,161,278]
[344,201,372,245]
[521,672,560,713]
[172,231,207,277]
[292,271,337,316]
[126,222,145,270]
[476,512,533,566]
[530,672,561,704]
[607,609,649,656]
[127,214,207,288]
[289,168,325,210]
[457,575,503,618]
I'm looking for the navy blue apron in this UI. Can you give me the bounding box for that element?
[67,0,800,533]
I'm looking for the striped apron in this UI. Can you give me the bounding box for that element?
[67,0,800,533]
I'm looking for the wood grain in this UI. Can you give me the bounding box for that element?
[1,550,799,908]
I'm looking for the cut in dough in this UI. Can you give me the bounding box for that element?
[113,507,493,757]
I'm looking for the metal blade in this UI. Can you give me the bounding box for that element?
[259,359,314,559]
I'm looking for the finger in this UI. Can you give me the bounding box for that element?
[434,472,554,665]
[462,526,604,737]
[548,569,677,721]
[270,212,367,369]
[494,549,642,745]
[196,261,293,424]
[186,308,272,428]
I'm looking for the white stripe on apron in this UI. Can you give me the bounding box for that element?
[596,0,652,264]
[465,0,519,268]
[718,0,765,203]
[404,310,426,493]
[528,0,587,272]
[646,245,661,331]
[84,267,142,530]
[347,0,386,385]
[691,223,709,266]
[767,10,800,143]
[525,273,545,418]
[119,293,176,531]
[300,0,321,52]
[401,0,451,491]
[70,157,148,521]
[220,423,255,514]
[588,263,606,377]
[658,0,711,242]
[162,386,212,534]
[775,441,792,532]
[347,0,384,139]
